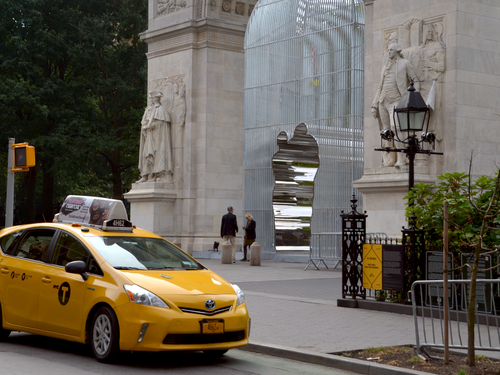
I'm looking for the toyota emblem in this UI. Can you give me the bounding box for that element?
[205,299,216,310]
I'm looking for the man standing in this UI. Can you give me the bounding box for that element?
[221,206,238,263]
[371,43,419,167]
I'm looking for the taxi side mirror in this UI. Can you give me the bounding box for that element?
[65,260,89,281]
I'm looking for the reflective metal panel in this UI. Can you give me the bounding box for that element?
[244,0,365,260]
[272,124,319,250]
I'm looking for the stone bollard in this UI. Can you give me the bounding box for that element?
[249,242,261,266]
[221,240,233,264]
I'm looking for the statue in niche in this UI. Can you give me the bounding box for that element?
[371,43,419,167]
[158,0,186,16]
[138,90,173,183]
[272,124,319,251]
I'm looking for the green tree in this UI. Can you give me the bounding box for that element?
[0,0,147,222]
[406,169,500,366]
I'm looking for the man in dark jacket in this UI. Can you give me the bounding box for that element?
[221,206,238,263]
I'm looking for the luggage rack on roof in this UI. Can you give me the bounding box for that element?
[53,195,134,232]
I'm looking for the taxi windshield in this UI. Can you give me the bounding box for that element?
[87,237,205,271]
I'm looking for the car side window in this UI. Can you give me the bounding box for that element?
[0,230,24,255]
[52,232,102,276]
[13,230,55,261]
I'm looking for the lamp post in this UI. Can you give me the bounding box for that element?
[375,80,443,300]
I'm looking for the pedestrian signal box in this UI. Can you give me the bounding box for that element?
[12,142,36,171]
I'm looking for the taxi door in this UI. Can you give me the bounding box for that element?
[37,231,90,337]
[0,229,56,329]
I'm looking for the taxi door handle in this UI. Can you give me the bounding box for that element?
[1,268,9,275]
[42,276,52,284]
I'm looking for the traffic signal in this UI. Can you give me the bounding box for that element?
[12,142,36,171]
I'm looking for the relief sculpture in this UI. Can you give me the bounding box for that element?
[374,18,446,169]
[158,0,187,16]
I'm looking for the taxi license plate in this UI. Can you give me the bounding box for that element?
[201,319,224,334]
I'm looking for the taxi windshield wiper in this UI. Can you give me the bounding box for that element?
[114,266,144,270]
[147,266,175,270]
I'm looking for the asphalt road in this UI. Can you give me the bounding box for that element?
[0,332,358,375]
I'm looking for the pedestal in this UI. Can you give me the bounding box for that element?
[124,182,178,240]
[353,167,435,237]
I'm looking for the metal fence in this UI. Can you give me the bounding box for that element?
[307,232,342,270]
[244,0,365,257]
[412,279,500,359]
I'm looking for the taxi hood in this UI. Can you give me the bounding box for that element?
[119,269,236,296]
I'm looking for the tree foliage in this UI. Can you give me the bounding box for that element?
[407,171,500,253]
[406,168,500,366]
[0,0,147,223]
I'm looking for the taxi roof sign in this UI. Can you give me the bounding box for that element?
[54,196,132,232]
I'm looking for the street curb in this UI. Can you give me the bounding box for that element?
[239,341,434,375]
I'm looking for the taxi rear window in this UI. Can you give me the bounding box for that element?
[87,237,205,271]
[0,230,24,255]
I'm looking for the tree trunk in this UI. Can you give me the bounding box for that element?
[467,246,481,366]
[111,146,122,200]
[41,170,55,223]
[23,165,38,223]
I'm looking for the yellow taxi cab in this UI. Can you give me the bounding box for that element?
[0,195,250,362]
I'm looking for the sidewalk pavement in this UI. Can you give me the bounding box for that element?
[197,258,434,375]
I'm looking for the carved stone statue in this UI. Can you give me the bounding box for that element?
[371,43,419,167]
[138,90,173,183]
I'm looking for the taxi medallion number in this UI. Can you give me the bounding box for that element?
[200,319,224,334]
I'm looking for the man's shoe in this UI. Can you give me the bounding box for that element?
[232,259,236,263]
[240,258,247,261]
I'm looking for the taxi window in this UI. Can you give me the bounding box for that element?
[14,230,55,261]
[87,237,205,270]
[52,232,102,275]
[0,230,24,255]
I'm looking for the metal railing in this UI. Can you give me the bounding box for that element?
[412,279,500,359]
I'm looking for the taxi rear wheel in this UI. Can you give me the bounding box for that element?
[0,305,11,341]
[90,306,120,363]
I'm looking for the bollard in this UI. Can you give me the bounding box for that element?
[249,242,261,266]
[221,240,233,264]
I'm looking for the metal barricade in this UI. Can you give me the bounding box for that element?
[412,279,500,359]
[306,232,342,270]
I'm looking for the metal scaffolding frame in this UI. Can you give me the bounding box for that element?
[243,0,365,261]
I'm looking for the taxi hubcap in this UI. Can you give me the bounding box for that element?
[93,315,112,355]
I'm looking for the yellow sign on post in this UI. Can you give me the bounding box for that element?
[362,244,383,290]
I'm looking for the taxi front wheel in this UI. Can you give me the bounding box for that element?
[90,306,120,363]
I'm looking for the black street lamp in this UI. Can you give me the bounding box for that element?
[375,81,444,299]
[375,80,443,193]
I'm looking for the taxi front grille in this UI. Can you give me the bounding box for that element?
[179,306,232,316]
[163,330,245,345]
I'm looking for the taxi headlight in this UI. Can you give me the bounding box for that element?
[124,284,170,308]
[232,284,245,306]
